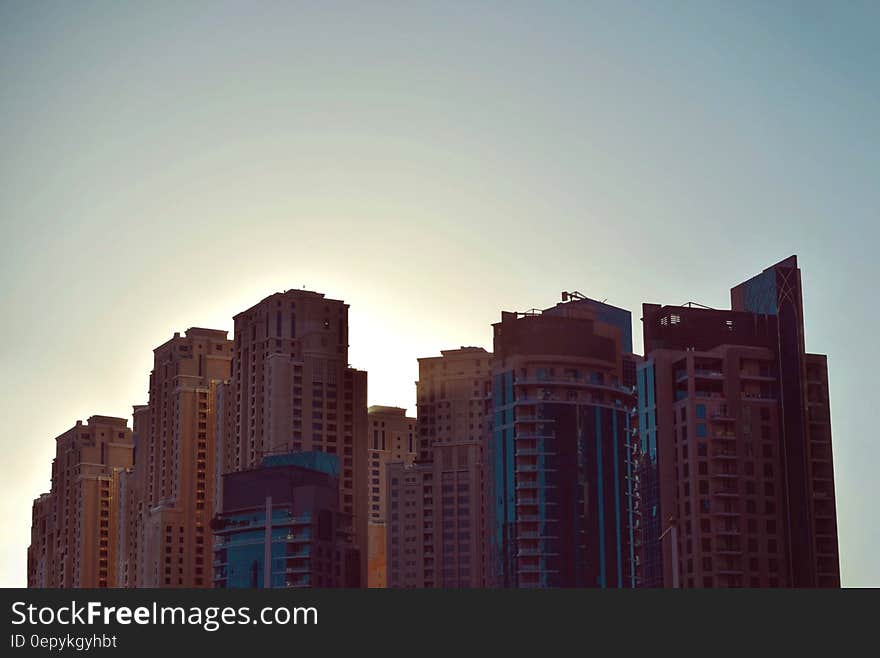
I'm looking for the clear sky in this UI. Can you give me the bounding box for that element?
[1,1,877,588]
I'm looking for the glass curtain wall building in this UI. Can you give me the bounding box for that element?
[212,452,360,588]
[488,296,639,588]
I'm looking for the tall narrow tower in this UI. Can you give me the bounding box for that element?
[217,290,368,586]
[136,328,232,587]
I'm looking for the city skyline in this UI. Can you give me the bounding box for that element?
[3,3,878,588]
[24,263,839,590]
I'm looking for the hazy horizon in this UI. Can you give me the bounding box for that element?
[2,1,878,587]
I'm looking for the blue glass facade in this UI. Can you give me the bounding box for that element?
[261,450,339,477]
[737,268,779,316]
[636,360,663,587]
[490,366,638,588]
[213,452,359,588]
[214,509,314,588]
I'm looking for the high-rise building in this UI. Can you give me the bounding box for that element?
[415,348,493,463]
[488,296,639,588]
[366,406,417,588]
[386,460,433,588]
[637,256,839,588]
[218,289,368,586]
[28,416,134,588]
[212,452,358,588]
[387,347,491,588]
[127,328,233,588]
[114,403,150,588]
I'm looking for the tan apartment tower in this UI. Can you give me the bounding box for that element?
[216,289,369,586]
[28,416,134,588]
[387,347,491,588]
[366,405,417,587]
[131,328,232,587]
[114,404,149,588]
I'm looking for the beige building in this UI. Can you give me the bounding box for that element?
[125,328,233,588]
[115,404,150,588]
[216,289,369,586]
[387,347,491,588]
[366,405,417,587]
[28,416,134,588]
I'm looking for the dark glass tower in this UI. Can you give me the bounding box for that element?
[488,297,639,588]
[212,452,360,588]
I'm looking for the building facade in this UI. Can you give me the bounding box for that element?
[638,256,839,588]
[212,452,358,588]
[28,416,134,588]
[114,404,150,588]
[366,406,417,588]
[125,328,233,588]
[387,347,492,588]
[489,297,639,588]
[218,290,369,586]
[386,460,433,588]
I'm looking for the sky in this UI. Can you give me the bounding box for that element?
[0,1,877,588]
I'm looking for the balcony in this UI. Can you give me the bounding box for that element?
[517,564,554,574]
[517,376,632,395]
[711,470,738,479]
[518,530,556,540]
[712,489,738,498]
[740,371,776,381]
[741,393,776,401]
[716,527,741,536]
[517,549,544,558]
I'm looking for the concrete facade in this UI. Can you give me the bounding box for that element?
[366,405,417,588]
[28,416,134,588]
[217,290,369,586]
